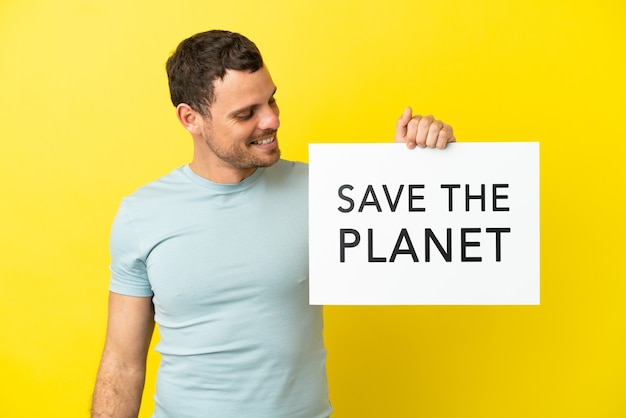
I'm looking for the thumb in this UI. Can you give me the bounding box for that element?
[395,106,412,142]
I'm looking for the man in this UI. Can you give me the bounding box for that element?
[92,30,454,418]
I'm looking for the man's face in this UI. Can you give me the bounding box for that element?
[198,66,280,179]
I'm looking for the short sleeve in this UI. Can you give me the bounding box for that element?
[109,200,154,297]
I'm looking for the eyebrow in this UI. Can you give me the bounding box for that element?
[228,87,277,118]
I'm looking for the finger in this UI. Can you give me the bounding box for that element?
[425,120,444,148]
[435,125,455,149]
[394,107,413,143]
[405,116,422,149]
[415,114,434,148]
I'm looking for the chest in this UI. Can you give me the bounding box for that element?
[143,193,309,317]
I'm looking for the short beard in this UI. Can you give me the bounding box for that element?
[203,129,281,170]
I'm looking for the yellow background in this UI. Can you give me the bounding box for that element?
[1,0,624,417]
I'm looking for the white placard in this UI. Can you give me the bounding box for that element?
[308,142,540,305]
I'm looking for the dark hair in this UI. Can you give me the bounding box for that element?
[165,30,264,116]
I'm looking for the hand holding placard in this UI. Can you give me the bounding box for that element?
[394,107,456,149]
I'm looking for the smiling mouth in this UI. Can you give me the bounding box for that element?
[251,136,275,145]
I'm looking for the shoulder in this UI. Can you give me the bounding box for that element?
[258,160,309,203]
[265,159,308,180]
[115,166,191,222]
[128,166,189,199]
[121,166,191,205]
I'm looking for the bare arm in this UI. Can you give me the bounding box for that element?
[92,291,155,418]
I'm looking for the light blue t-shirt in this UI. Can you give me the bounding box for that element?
[109,160,331,418]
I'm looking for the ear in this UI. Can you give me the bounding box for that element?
[176,103,203,135]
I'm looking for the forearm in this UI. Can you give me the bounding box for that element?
[91,357,147,418]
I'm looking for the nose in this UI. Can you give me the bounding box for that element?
[258,103,280,131]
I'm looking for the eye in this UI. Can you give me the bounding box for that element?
[235,110,254,121]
